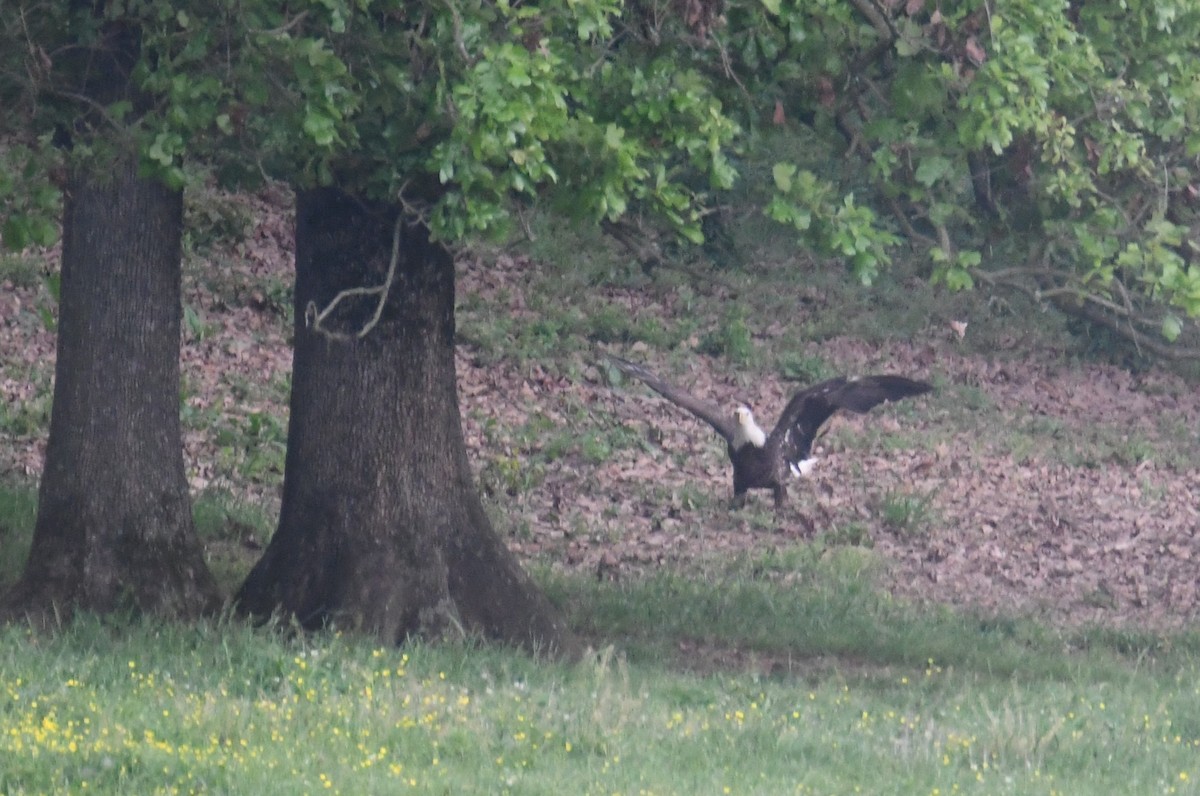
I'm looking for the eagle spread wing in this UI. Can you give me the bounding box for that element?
[609,356,737,444]
[770,375,932,472]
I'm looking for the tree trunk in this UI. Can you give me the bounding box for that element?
[236,188,576,657]
[1,156,221,623]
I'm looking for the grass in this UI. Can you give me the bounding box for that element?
[546,552,1200,682]
[3,483,1200,794]
[1,580,1199,795]
[6,174,1200,792]
[0,385,51,438]
[0,352,55,443]
[0,483,37,587]
[1,477,1198,794]
[192,489,277,594]
[211,410,288,484]
[876,488,938,536]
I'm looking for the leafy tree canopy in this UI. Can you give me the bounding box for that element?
[3,0,741,243]
[3,0,1200,354]
[720,0,1200,351]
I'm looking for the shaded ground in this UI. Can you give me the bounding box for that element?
[459,269,1200,630]
[2,186,1198,630]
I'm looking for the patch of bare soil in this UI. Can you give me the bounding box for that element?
[2,191,1199,632]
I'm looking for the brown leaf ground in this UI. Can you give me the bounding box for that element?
[2,187,1198,630]
[455,262,1200,631]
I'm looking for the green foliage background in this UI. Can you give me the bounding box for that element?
[2,0,1199,351]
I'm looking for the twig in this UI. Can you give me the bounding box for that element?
[1053,296,1200,361]
[305,212,404,341]
[599,218,743,291]
[709,32,750,104]
[442,0,474,65]
[50,90,135,137]
[976,267,1200,361]
[251,10,310,36]
[844,0,894,41]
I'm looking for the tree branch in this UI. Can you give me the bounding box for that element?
[975,266,1200,361]
[305,212,404,341]
[1053,295,1200,361]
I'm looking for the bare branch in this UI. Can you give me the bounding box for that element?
[250,10,310,36]
[709,31,751,104]
[441,0,474,65]
[305,212,404,342]
[975,266,1200,361]
[844,0,895,43]
[1053,296,1200,361]
[48,91,137,137]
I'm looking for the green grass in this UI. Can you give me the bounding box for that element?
[1,586,1199,795]
[4,476,1200,793]
[6,476,1200,774]
[546,555,1200,682]
[876,488,938,536]
[207,411,288,487]
[192,489,276,595]
[0,483,37,586]
[0,485,271,598]
[0,363,53,439]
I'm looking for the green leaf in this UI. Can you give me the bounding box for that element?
[146,132,183,168]
[303,110,338,147]
[948,269,974,290]
[1161,314,1183,342]
[680,223,704,245]
[760,0,781,15]
[914,156,954,187]
[505,62,531,87]
[772,163,796,193]
[108,100,133,123]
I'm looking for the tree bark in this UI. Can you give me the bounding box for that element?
[236,188,576,657]
[1,155,221,623]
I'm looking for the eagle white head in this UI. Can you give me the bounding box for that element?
[731,405,767,449]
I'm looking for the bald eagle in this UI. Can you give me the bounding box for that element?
[610,356,932,508]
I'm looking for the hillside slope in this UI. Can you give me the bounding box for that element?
[2,185,1198,629]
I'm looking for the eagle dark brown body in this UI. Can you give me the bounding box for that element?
[610,356,932,508]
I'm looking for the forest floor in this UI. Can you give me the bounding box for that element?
[2,183,1199,632]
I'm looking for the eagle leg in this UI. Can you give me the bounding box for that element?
[772,483,788,509]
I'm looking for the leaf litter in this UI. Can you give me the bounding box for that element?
[1,187,1199,631]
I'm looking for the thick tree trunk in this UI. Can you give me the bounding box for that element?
[236,188,576,657]
[1,156,221,623]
